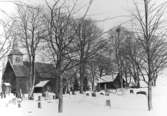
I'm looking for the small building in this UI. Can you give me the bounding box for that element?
[97,74,126,90]
[2,48,56,97]
[2,82,11,95]
[34,80,51,93]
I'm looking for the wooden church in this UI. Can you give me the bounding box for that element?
[2,47,57,96]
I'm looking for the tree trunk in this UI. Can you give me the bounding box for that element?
[148,81,153,111]
[58,75,63,113]
[91,63,95,92]
[104,84,107,92]
[137,80,140,88]
[32,55,36,95]
[92,76,95,92]
[28,55,35,99]
[124,69,128,88]
[136,68,140,88]
[119,70,123,88]
[28,65,32,98]
[152,73,157,86]
[152,79,156,86]
[99,66,103,77]
[56,78,59,98]
[80,61,85,94]
[56,53,64,113]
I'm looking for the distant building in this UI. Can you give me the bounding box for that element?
[2,48,56,96]
[97,74,126,90]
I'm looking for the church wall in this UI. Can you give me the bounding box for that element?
[16,77,29,94]
[2,63,16,93]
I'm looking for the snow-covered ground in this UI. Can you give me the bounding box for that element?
[1,71,167,116]
[0,90,162,116]
[152,71,167,116]
[0,92,150,116]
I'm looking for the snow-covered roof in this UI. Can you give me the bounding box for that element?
[35,80,49,87]
[97,75,116,83]
[3,82,11,86]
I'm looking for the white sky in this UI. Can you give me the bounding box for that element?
[0,0,135,30]
[0,0,166,30]
[87,0,134,30]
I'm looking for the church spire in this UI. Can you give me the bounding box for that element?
[8,39,23,65]
[12,39,18,50]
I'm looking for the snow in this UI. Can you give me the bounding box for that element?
[1,71,167,116]
[35,80,49,87]
[0,91,155,116]
[151,72,167,116]
[3,82,11,86]
[98,75,116,83]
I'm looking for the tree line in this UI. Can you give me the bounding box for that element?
[1,0,167,112]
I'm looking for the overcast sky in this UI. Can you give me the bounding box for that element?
[0,0,136,30]
[87,0,134,30]
[0,0,166,30]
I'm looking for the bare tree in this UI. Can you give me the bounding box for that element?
[88,59,98,92]
[0,20,13,61]
[123,35,142,87]
[132,0,167,110]
[88,54,113,92]
[44,0,81,112]
[75,18,104,93]
[13,3,45,99]
[108,26,134,88]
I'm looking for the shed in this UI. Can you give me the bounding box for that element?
[34,80,50,93]
[2,82,11,94]
[97,73,126,90]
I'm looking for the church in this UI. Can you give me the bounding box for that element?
[2,47,57,96]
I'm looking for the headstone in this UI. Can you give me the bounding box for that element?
[17,99,21,108]
[91,92,96,97]
[38,101,41,108]
[18,102,21,108]
[0,92,3,98]
[105,92,110,96]
[38,96,41,101]
[106,99,111,107]
[136,91,146,95]
[130,89,134,94]
[72,91,75,95]
[38,96,41,109]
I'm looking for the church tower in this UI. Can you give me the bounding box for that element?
[8,40,23,65]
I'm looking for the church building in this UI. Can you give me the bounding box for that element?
[2,47,57,96]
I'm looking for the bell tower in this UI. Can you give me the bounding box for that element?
[8,40,23,65]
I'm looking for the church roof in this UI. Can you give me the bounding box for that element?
[13,65,28,77]
[34,62,56,78]
[23,62,56,78]
[6,61,56,78]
